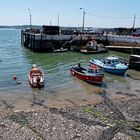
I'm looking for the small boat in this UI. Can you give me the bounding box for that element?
[90,56,128,75]
[80,40,107,54]
[70,64,104,84]
[129,54,140,71]
[28,68,44,87]
[53,47,68,53]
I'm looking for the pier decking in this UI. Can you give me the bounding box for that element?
[21,29,140,54]
[107,46,140,54]
[21,30,106,52]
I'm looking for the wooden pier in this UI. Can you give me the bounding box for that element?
[21,26,140,54]
[106,46,140,54]
[21,30,107,52]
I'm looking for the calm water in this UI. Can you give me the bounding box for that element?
[0,29,140,109]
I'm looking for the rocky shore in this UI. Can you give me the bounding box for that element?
[0,94,140,140]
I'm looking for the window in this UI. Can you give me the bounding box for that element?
[107,60,111,64]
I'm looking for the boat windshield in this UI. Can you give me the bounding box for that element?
[106,58,119,65]
[88,68,100,74]
[106,59,111,64]
[112,59,119,64]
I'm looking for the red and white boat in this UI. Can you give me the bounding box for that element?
[28,69,44,88]
[70,64,104,84]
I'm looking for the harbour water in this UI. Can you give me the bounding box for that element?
[0,29,140,110]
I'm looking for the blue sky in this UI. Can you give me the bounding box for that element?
[0,0,140,28]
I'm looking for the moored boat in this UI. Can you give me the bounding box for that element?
[90,56,128,75]
[70,64,104,84]
[80,40,107,54]
[53,47,68,53]
[28,65,44,87]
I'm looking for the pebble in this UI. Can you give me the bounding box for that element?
[0,97,139,140]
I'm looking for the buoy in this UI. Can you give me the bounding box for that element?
[13,75,17,80]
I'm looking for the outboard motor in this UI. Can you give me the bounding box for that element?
[36,76,41,85]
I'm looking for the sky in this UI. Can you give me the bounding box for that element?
[0,0,140,28]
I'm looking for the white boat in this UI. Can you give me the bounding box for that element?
[28,68,44,87]
[53,47,68,53]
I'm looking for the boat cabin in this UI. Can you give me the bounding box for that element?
[87,40,97,46]
[88,65,103,75]
[88,68,101,74]
[103,56,119,66]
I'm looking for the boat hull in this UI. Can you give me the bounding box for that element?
[80,49,107,54]
[90,60,128,75]
[29,80,44,88]
[102,67,128,75]
[70,68,103,84]
[53,48,68,53]
[28,71,44,88]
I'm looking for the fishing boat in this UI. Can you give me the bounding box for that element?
[80,40,107,54]
[70,64,104,84]
[28,66,44,87]
[129,54,140,71]
[90,56,128,75]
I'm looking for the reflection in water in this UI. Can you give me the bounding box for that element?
[31,90,45,107]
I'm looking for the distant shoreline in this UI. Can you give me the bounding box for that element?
[0,25,42,29]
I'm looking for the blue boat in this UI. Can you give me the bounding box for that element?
[90,56,128,75]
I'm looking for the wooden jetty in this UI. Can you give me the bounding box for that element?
[106,46,140,54]
[21,26,140,54]
[21,31,106,52]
